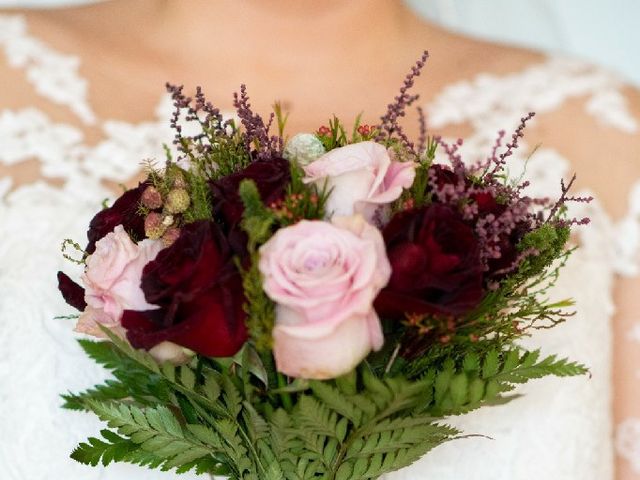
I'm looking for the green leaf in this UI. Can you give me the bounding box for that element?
[80,401,217,473]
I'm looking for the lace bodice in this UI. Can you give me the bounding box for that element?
[0,13,639,480]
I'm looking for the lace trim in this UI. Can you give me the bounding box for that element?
[616,418,640,474]
[427,56,638,134]
[614,181,640,277]
[0,14,96,124]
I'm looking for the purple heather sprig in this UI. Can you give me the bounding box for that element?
[377,50,429,156]
[233,84,284,161]
[166,83,230,163]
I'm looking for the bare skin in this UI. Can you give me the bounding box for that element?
[2,1,639,477]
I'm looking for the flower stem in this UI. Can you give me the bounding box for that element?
[276,372,293,411]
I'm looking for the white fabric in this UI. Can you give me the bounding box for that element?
[0,13,638,480]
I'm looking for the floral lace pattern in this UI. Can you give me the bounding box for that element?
[0,13,638,480]
[0,14,95,124]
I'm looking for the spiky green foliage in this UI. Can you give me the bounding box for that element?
[182,168,213,222]
[238,180,277,351]
[517,223,571,277]
[316,115,378,151]
[273,163,329,227]
[401,135,438,209]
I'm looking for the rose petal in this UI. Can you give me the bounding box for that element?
[57,271,87,311]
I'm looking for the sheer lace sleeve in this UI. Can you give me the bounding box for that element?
[0,13,198,480]
[614,181,640,277]
[612,181,640,478]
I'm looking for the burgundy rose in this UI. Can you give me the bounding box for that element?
[121,220,247,357]
[210,158,290,225]
[375,204,484,318]
[57,271,86,311]
[471,191,505,216]
[430,164,462,190]
[87,181,148,253]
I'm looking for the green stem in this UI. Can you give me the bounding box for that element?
[276,373,293,411]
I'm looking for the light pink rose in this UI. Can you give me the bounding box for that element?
[304,141,416,223]
[76,225,163,338]
[258,215,391,379]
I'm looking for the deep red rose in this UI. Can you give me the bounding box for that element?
[375,204,484,318]
[471,191,505,216]
[430,164,461,190]
[210,158,290,225]
[121,220,247,357]
[86,181,148,254]
[57,271,86,311]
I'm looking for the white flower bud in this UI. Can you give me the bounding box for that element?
[283,133,326,166]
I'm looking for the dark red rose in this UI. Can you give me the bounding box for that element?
[375,204,484,318]
[57,271,86,311]
[87,181,149,254]
[430,164,461,189]
[121,220,247,357]
[470,191,510,218]
[210,158,290,225]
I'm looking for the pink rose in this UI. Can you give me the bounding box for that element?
[304,141,416,223]
[76,225,163,338]
[258,215,391,379]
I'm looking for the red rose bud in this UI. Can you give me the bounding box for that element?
[87,181,148,253]
[141,186,163,209]
[57,271,87,311]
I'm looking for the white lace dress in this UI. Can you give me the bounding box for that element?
[1,13,639,480]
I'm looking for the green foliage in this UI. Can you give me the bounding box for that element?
[69,323,586,479]
[402,136,438,209]
[273,102,290,139]
[413,347,588,417]
[317,116,349,151]
[517,223,571,278]
[428,223,575,351]
[273,163,329,226]
[239,180,276,248]
[76,402,223,473]
[62,379,130,410]
[182,168,213,222]
[176,115,251,181]
[61,238,86,265]
[316,115,378,151]
[61,340,171,410]
[238,179,277,351]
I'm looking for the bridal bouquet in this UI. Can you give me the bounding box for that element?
[57,52,590,479]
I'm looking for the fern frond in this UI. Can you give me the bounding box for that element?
[82,401,218,473]
[423,348,588,416]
